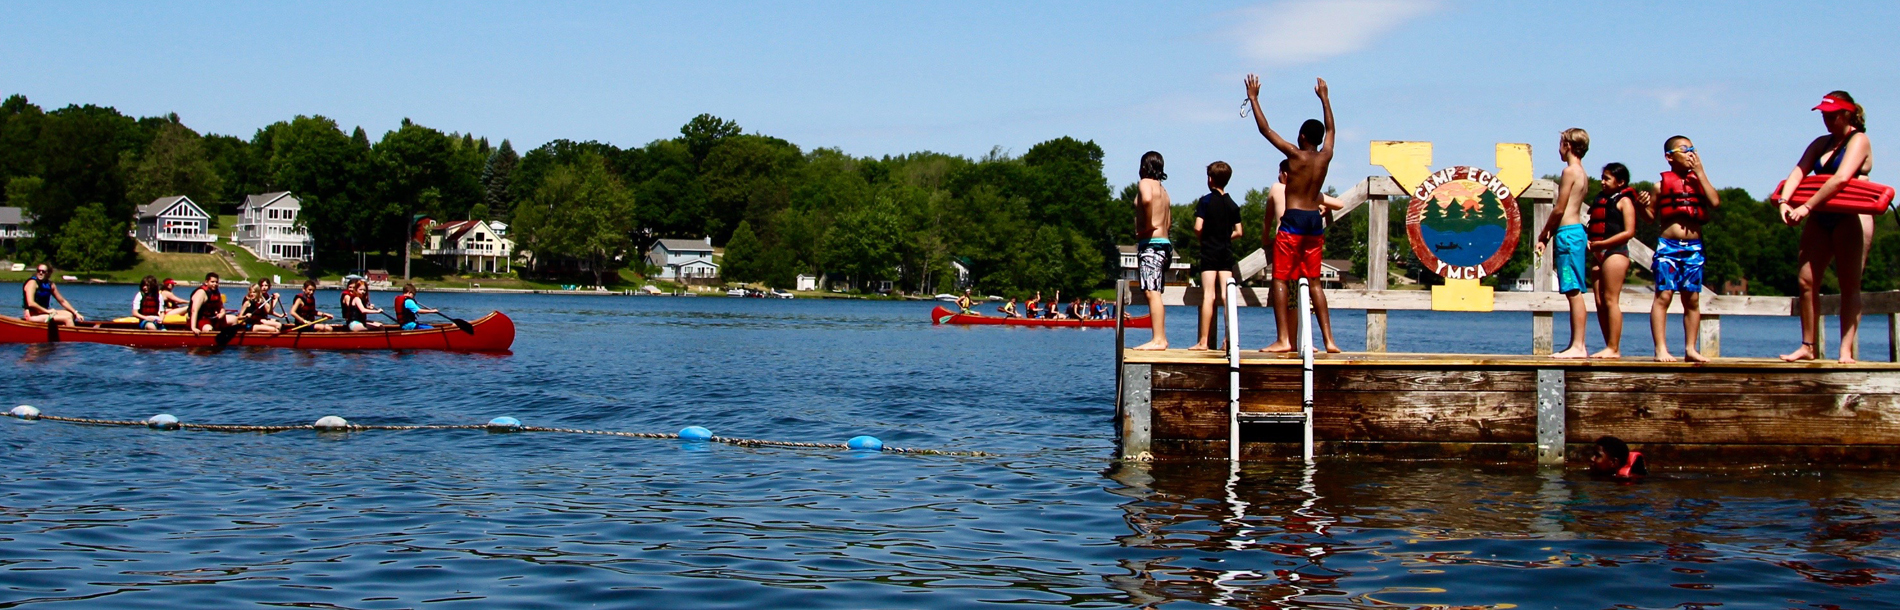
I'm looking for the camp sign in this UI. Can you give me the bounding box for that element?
[1404,166,1522,280]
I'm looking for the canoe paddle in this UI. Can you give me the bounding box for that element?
[285,316,332,333]
[414,301,474,335]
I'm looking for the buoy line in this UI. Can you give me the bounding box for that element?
[5,405,989,457]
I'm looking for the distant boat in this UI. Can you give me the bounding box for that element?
[935,294,960,302]
[1435,242,1460,250]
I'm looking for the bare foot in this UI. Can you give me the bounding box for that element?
[1589,348,1622,359]
[1654,351,1680,363]
[1840,355,1858,364]
[1259,340,1292,353]
[1132,340,1168,351]
[1324,341,1342,354]
[1779,344,1816,362]
[1186,342,1209,351]
[1551,346,1589,359]
[1684,348,1710,363]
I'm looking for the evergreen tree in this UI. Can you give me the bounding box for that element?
[124,120,224,217]
[723,220,765,283]
[482,139,518,214]
[1477,190,1505,222]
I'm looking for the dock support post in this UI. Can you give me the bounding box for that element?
[1700,314,1721,358]
[1890,313,1897,362]
[1532,312,1554,356]
[1119,363,1152,460]
[1366,310,1387,352]
[1536,369,1566,466]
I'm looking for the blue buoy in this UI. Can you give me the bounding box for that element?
[847,435,883,451]
[147,414,180,430]
[487,416,522,432]
[9,405,39,420]
[679,426,712,441]
[313,415,350,431]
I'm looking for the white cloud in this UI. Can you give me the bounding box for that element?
[1230,0,1441,65]
[1626,85,1726,112]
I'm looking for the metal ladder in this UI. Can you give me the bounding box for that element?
[1225,277,1317,463]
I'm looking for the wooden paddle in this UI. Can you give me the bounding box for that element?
[286,316,332,333]
[414,300,474,335]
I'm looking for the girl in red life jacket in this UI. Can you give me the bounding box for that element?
[132,275,167,330]
[1586,164,1639,359]
[240,279,283,335]
[1589,436,1647,479]
[1777,91,1875,364]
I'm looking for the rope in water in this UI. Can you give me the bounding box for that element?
[6,407,989,457]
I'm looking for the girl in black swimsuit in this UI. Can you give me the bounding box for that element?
[1587,163,1639,358]
[1778,91,1874,363]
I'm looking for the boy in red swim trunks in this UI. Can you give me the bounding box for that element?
[1247,73,1341,353]
[1637,136,1721,363]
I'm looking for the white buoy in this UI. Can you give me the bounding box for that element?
[146,414,180,430]
[9,405,40,420]
[313,415,350,430]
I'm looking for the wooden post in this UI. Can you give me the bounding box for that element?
[1889,313,1897,362]
[1367,196,1389,352]
[1700,314,1721,358]
[1536,369,1565,466]
[1118,363,1152,460]
[1530,200,1554,355]
[1533,312,1554,356]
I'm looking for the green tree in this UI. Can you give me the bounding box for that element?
[723,219,766,283]
[821,198,902,289]
[512,153,637,286]
[482,139,518,214]
[680,113,741,165]
[124,120,225,218]
[262,115,368,255]
[55,203,123,271]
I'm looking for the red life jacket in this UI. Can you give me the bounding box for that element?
[1617,451,1645,478]
[138,290,162,316]
[394,294,416,325]
[340,290,365,324]
[293,292,319,321]
[1656,171,1710,225]
[193,286,224,326]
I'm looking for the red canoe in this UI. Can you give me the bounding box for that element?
[931,305,1151,328]
[0,311,515,352]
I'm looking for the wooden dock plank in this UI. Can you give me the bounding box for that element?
[1567,370,1900,395]
[1569,392,1900,445]
[1153,363,1536,392]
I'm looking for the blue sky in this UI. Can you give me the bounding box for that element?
[2,1,1891,198]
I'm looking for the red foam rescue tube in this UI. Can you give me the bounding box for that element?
[1769,175,1896,215]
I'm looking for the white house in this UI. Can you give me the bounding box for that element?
[0,207,31,251]
[136,196,216,253]
[234,191,313,263]
[647,237,720,281]
[422,220,515,274]
[795,274,818,291]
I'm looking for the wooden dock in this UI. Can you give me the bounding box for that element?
[1116,349,1900,467]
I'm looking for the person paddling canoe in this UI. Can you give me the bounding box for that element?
[288,279,335,331]
[393,283,437,330]
[22,264,83,327]
[340,279,385,331]
[239,279,283,334]
[187,272,240,334]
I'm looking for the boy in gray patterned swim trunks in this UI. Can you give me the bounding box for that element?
[1133,151,1173,350]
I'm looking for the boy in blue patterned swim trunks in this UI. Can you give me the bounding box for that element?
[1534,128,1593,359]
[1638,135,1721,363]
[1132,151,1173,350]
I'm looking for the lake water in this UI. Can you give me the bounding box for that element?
[2,284,1896,608]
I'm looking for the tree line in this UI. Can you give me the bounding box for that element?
[0,95,1136,295]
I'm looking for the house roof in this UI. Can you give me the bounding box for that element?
[432,220,486,242]
[240,192,295,210]
[1320,259,1352,270]
[138,196,204,219]
[654,238,713,253]
[0,206,22,225]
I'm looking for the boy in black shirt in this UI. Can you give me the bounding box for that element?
[1188,161,1243,351]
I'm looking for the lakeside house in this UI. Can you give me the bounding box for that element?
[647,237,720,283]
[135,196,216,253]
[0,206,31,252]
[234,192,314,263]
[422,220,515,274]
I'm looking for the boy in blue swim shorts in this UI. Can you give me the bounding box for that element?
[1534,128,1593,359]
[1639,135,1721,362]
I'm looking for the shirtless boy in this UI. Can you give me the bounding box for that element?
[1639,135,1720,363]
[1247,74,1341,353]
[1260,160,1345,352]
[1132,151,1172,350]
[1533,128,1592,359]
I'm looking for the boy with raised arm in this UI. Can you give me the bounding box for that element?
[1132,151,1172,350]
[1247,74,1341,353]
[1638,135,1721,363]
[1260,160,1346,352]
[1533,128,1592,359]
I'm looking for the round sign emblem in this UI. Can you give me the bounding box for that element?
[1404,166,1521,280]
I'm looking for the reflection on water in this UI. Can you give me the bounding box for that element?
[1,285,1897,608]
[1107,461,1900,608]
